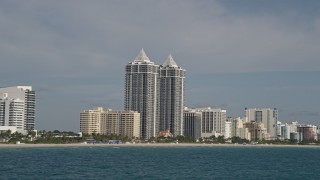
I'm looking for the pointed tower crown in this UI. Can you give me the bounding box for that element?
[134,48,151,63]
[162,54,178,67]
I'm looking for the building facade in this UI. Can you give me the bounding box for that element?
[231,117,243,137]
[278,121,298,140]
[244,108,278,140]
[193,107,226,135]
[159,54,185,136]
[224,121,232,139]
[297,125,317,142]
[0,86,36,132]
[243,121,268,141]
[80,107,140,138]
[80,107,104,134]
[184,107,226,138]
[124,49,159,139]
[230,117,251,140]
[184,111,202,139]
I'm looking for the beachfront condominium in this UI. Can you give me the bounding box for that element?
[0,86,36,132]
[224,121,232,139]
[277,121,298,140]
[159,54,185,136]
[184,107,227,138]
[243,121,268,141]
[244,108,278,140]
[80,107,104,135]
[80,107,140,138]
[230,117,251,141]
[184,111,202,139]
[124,49,159,139]
[297,125,318,142]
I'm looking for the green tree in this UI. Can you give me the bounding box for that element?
[28,130,37,138]
[231,136,249,144]
[0,129,12,142]
[217,135,225,143]
[8,132,23,143]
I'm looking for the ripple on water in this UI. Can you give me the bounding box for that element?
[0,146,320,179]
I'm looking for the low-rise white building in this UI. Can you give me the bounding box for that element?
[0,126,18,133]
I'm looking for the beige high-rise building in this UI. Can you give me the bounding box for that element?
[243,121,268,141]
[80,107,104,135]
[231,117,251,140]
[244,108,278,140]
[80,107,140,138]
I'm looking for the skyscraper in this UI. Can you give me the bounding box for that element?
[0,86,36,132]
[159,54,185,136]
[124,49,159,139]
[244,108,278,140]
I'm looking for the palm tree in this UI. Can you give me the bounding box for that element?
[27,129,37,141]
[0,129,12,142]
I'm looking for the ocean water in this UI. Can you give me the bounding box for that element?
[1,146,320,179]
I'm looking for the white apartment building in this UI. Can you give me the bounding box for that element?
[184,107,227,138]
[278,121,298,140]
[224,121,232,139]
[231,117,251,140]
[0,86,36,133]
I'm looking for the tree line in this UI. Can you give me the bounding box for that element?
[1,130,319,145]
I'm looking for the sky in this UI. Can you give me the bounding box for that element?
[1,0,320,131]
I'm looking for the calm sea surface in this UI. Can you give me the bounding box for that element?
[1,146,320,179]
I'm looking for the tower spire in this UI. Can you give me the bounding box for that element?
[162,54,178,67]
[134,48,151,62]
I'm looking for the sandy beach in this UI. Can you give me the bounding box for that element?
[0,143,320,148]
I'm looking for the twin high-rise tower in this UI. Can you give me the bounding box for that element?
[124,49,159,139]
[159,54,185,137]
[125,49,185,139]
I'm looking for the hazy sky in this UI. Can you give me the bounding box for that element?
[1,0,320,131]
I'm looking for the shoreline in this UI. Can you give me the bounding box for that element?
[1,143,320,148]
